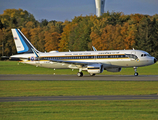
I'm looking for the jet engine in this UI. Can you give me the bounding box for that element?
[87,64,104,74]
[106,67,122,72]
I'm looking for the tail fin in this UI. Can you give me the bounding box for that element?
[11,29,39,53]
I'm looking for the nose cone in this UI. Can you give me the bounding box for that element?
[154,58,157,63]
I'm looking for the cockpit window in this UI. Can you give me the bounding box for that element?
[141,54,151,57]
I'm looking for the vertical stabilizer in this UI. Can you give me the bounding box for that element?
[11,29,39,53]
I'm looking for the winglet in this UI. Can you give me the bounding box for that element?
[92,46,97,51]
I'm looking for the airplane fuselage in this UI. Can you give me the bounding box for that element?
[10,49,156,69]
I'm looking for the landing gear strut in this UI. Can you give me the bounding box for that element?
[134,67,138,76]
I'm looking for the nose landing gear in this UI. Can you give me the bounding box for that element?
[134,67,138,76]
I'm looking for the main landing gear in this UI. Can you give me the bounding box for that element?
[77,72,96,77]
[77,68,83,77]
[133,67,138,76]
[77,72,83,77]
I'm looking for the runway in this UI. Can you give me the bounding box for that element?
[1,74,158,102]
[1,95,158,102]
[0,74,158,81]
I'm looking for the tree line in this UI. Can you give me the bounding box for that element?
[0,9,158,59]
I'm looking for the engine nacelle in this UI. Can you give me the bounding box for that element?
[106,67,122,72]
[87,64,104,74]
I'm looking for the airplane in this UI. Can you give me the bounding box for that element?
[10,29,157,77]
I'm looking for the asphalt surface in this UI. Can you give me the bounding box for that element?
[0,74,158,81]
[0,74,158,102]
[1,95,158,102]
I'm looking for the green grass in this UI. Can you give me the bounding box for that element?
[1,100,158,120]
[0,61,158,75]
[0,61,77,75]
[1,61,158,120]
[0,81,158,97]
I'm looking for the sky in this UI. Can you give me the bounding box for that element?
[0,0,158,22]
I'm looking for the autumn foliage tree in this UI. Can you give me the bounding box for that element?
[58,23,77,51]
[44,32,61,51]
[0,8,158,59]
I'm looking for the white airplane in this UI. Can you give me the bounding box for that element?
[10,29,157,77]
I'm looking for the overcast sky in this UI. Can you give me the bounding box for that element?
[0,0,158,21]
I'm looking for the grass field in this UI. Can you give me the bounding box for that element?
[1,80,158,119]
[0,61,158,120]
[0,61,158,75]
[1,100,158,120]
[0,81,158,97]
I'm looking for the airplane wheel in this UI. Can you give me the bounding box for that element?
[134,72,138,76]
[90,73,96,76]
[77,72,83,77]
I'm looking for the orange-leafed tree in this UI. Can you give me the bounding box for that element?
[90,17,109,50]
[112,24,123,50]
[30,27,40,49]
[58,23,71,51]
[123,23,137,49]
[91,31,103,49]
[25,21,35,29]
[21,28,30,40]
[44,32,61,51]
[120,23,137,49]
[37,28,45,52]
[58,23,77,51]
[26,27,45,52]
[92,24,119,50]
[130,14,145,24]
